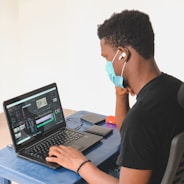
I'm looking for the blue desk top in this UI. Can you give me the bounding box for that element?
[0,110,120,184]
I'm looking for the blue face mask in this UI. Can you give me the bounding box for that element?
[106,50,127,88]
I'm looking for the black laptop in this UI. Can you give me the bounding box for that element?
[3,83,103,169]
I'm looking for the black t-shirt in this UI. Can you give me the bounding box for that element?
[116,73,184,184]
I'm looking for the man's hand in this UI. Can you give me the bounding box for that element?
[115,86,135,96]
[46,145,87,172]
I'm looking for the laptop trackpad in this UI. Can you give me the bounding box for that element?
[70,144,83,151]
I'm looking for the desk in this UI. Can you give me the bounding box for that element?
[0,110,120,184]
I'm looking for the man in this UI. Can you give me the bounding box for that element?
[46,10,184,184]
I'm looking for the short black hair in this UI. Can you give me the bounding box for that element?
[97,10,154,59]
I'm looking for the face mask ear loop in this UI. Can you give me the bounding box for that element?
[112,50,120,64]
[121,61,127,77]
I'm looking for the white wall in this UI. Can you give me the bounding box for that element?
[0,0,20,107]
[0,0,184,115]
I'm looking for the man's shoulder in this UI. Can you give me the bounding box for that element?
[161,72,182,84]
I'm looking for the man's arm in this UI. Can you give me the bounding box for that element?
[119,167,152,184]
[46,145,119,184]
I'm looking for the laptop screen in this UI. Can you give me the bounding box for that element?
[3,83,65,147]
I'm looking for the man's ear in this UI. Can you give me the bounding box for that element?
[118,47,130,62]
[119,52,127,60]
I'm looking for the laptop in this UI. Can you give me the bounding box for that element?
[3,83,103,169]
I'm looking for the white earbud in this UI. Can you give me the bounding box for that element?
[119,52,126,60]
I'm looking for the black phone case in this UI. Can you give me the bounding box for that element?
[85,125,113,137]
[80,113,105,125]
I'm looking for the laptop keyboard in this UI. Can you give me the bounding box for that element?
[25,129,84,160]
